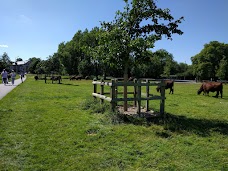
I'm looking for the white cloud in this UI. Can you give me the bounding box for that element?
[0,45,8,48]
[18,14,32,23]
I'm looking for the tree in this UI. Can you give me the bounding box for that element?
[58,41,80,75]
[97,0,184,110]
[28,57,41,74]
[57,28,100,76]
[191,41,228,80]
[16,58,23,62]
[0,52,12,71]
[34,60,49,74]
[216,56,228,80]
[78,59,93,77]
[45,53,63,74]
[175,62,190,79]
[197,62,213,80]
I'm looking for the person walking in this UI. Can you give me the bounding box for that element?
[11,70,16,85]
[20,72,24,83]
[1,69,8,85]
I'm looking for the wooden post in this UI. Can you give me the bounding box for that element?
[110,79,116,111]
[160,80,165,116]
[100,78,104,104]
[93,78,97,100]
[146,79,149,111]
[133,79,137,107]
[45,75,47,83]
[137,79,141,116]
[115,79,118,99]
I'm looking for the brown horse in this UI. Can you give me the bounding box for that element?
[197,82,223,98]
[156,80,174,94]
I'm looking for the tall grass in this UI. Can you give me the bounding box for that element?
[0,75,227,170]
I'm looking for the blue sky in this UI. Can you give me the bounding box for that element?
[0,0,227,64]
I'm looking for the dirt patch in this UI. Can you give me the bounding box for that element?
[117,105,161,118]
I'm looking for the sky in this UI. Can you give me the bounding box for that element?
[0,0,228,65]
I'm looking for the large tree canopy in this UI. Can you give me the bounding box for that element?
[0,52,12,71]
[191,41,228,80]
[97,0,184,80]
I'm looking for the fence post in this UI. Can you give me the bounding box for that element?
[110,79,116,111]
[93,78,97,100]
[137,79,141,116]
[45,75,47,83]
[115,78,118,100]
[146,79,149,111]
[160,80,165,116]
[100,78,104,104]
[134,79,137,107]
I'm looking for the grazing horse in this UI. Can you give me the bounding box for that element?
[197,82,223,98]
[70,75,83,80]
[156,80,174,94]
[75,76,83,80]
[51,76,62,81]
[70,76,76,80]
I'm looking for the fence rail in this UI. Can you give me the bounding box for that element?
[92,79,166,116]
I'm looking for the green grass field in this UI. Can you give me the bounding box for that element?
[0,75,227,170]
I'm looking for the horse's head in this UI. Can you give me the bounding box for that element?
[197,84,204,95]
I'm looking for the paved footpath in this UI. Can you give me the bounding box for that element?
[0,76,26,100]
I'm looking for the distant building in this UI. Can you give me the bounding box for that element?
[10,60,31,73]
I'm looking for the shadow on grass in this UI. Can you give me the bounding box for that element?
[119,113,228,136]
[45,83,79,86]
[60,83,79,86]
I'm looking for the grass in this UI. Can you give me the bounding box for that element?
[0,75,227,170]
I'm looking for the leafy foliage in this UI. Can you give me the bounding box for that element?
[191,41,228,80]
[0,52,11,71]
[97,0,184,79]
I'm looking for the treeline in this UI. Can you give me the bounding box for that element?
[26,28,193,79]
[27,30,228,81]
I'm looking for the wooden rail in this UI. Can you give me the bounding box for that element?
[92,78,166,116]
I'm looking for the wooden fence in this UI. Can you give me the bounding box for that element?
[92,79,166,116]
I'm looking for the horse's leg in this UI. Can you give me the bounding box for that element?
[203,90,206,95]
[204,91,209,96]
[215,91,219,98]
[220,90,223,98]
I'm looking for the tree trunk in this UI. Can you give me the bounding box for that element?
[103,72,107,80]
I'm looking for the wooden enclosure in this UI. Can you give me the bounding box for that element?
[92,78,166,116]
